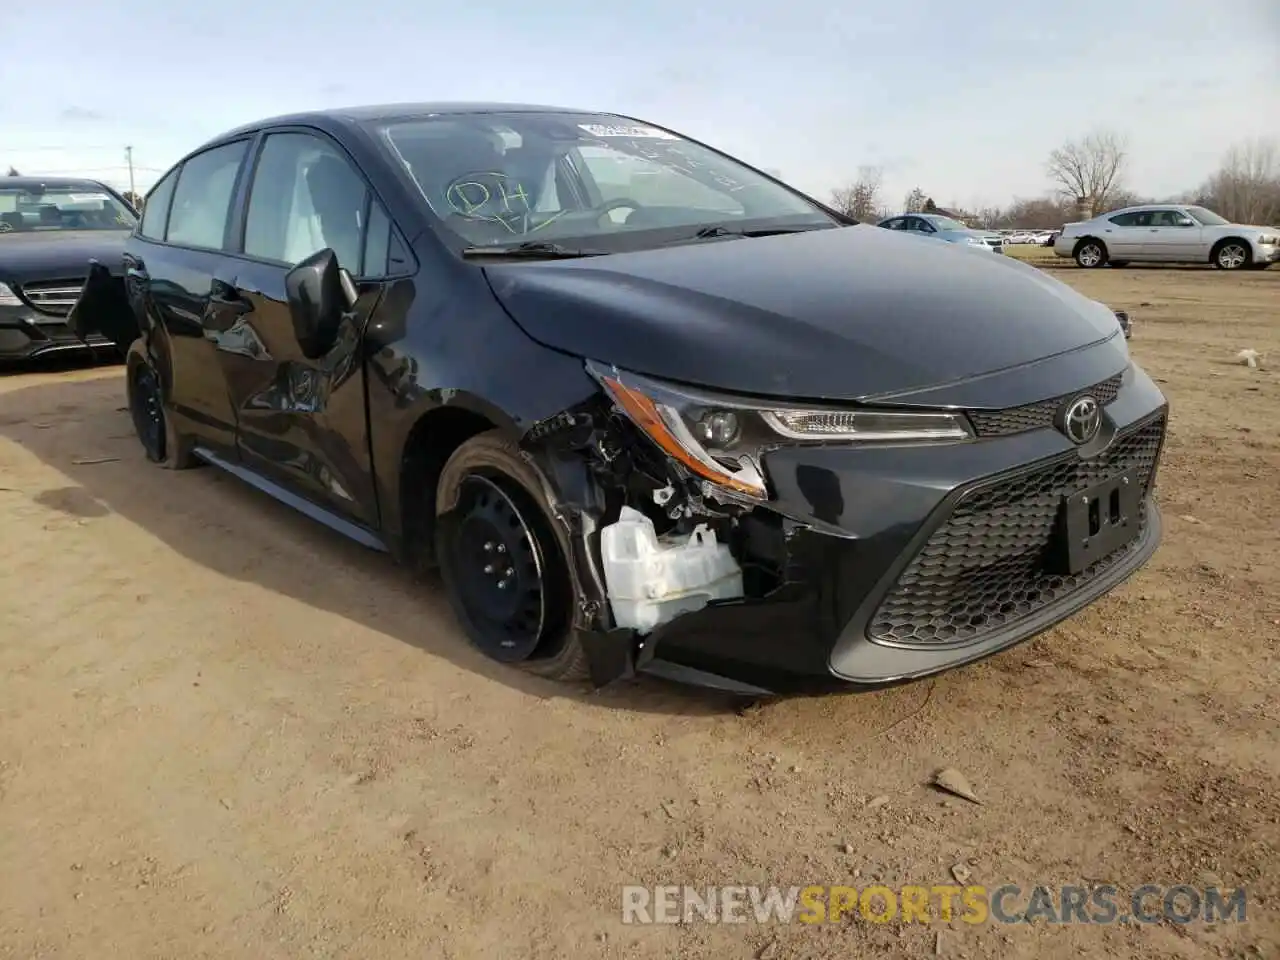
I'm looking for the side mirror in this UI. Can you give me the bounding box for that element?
[284,248,358,359]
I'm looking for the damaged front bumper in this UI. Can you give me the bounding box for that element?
[526,361,1169,697]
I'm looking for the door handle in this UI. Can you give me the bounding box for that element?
[209,280,253,316]
[210,293,252,314]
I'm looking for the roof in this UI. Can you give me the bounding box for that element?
[1104,203,1190,215]
[0,176,116,191]
[216,101,602,140]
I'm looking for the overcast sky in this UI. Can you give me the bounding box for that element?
[2,1,1276,209]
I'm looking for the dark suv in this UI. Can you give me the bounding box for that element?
[0,177,136,362]
[72,103,1167,695]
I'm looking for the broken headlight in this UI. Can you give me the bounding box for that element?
[587,361,971,501]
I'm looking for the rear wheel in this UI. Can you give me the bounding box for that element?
[434,431,587,681]
[1213,240,1251,270]
[1074,239,1108,268]
[126,344,197,469]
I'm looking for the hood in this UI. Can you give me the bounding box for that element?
[482,224,1125,403]
[0,230,129,285]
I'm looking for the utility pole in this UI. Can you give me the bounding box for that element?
[125,145,136,199]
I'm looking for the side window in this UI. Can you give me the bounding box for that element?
[244,132,368,273]
[166,141,248,249]
[880,218,903,230]
[139,167,178,240]
[1108,212,1138,227]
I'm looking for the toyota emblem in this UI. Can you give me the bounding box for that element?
[1059,395,1102,445]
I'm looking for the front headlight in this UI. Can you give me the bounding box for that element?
[0,282,22,307]
[1257,234,1279,245]
[587,361,972,501]
[966,237,988,247]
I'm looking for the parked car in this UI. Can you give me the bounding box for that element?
[71,102,1167,695]
[1054,204,1280,269]
[0,176,136,362]
[877,213,1005,252]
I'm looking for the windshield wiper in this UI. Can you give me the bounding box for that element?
[460,241,606,259]
[682,225,821,242]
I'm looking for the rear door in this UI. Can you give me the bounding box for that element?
[1102,211,1148,258]
[214,128,409,528]
[126,140,251,457]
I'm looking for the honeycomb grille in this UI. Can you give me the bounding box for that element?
[868,415,1165,648]
[967,374,1124,438]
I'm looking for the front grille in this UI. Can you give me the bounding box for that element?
[19,279,85,317]
[868,415,1165,648]
[967,373,1123,438]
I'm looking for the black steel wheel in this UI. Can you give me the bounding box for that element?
[130,360,166,463]
[442,473,559,663]
[433,431,586,680]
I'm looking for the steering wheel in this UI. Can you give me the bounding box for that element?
[590,197,643,222]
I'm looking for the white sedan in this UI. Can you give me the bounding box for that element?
[1053,204,1280,269]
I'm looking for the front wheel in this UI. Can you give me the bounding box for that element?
[1074,240,1108,268]
[434,431,587,681]
[1213,241,1251,270]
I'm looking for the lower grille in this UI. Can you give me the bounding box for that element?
[968,373,1123,438]
[19,279,85,317]
[868,415,1165,648]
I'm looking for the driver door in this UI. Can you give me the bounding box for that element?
[213,129,408,529]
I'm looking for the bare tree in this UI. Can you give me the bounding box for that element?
[903,187,927,213]
[830,166,883,221]
[1045,131,1128,213]
[1199,139,1280,225]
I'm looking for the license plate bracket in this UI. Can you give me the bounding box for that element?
[1051,471,1141,575]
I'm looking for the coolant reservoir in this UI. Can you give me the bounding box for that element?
[600,506,744,634]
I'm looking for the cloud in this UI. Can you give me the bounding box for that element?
[59,106,106,122]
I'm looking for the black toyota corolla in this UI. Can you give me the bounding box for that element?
[70,103,1167,695]
[0,176,136,362]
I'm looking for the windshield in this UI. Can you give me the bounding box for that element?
[1186,206,1229,226]
[373,112,836,251]
[0,186,136,234]
[922,215,969,231]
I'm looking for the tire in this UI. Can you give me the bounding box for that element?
[1074,239,1108,268]
[125,342,197,470]
[1109,260,1130,268]
[434,430,587,681]
[1212,239,1252,270]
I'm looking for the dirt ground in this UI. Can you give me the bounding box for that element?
[0,260,1277,959]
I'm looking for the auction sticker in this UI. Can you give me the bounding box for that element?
[578,123,679,140]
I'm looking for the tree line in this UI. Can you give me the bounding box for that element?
[830,133,1280,229]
